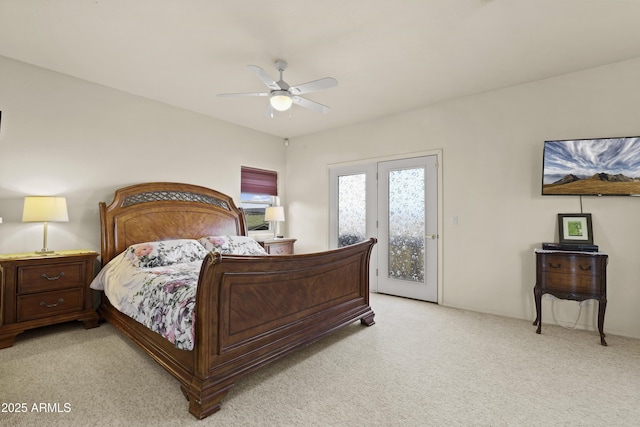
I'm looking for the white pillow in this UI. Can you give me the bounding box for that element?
[124,239,208,268]
[198,235,267,255]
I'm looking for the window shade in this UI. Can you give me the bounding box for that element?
[241,166,278,196]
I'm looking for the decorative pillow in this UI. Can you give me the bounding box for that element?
[124,239,208,268]
[198,235,267,256]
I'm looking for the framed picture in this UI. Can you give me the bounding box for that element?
[558,213,593,245]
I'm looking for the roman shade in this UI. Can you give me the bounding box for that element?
[241,166,278,196]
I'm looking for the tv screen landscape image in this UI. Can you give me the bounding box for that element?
[542,137,640,196]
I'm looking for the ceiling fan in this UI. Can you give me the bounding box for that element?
[217,60,338,117]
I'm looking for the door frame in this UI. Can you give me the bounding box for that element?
[328,149,444,304]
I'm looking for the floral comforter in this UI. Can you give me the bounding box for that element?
[90,236,267,351]
[90,253,202,350]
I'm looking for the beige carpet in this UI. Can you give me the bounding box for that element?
[2,293,639,426]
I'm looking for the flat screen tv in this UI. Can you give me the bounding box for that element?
[542,136,640,196]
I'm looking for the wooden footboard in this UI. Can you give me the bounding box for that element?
[186,238,376,419]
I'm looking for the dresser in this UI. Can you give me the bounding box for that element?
[258,238,296,255]
[0,250,100,349]
[533,249,608,345]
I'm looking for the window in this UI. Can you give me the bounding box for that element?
[242,193,273,231]
[241,167,278,232]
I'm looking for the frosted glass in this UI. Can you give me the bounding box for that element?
[338,174,366,247]
[388,168,425,282]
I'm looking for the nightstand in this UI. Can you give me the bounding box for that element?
[533,249,608,345]
[258,238,296,255]
[0,250,100,349]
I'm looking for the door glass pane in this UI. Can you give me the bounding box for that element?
[338,174,366,247]
[388,168,425,282]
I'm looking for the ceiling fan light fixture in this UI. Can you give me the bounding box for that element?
[270,91,293,111]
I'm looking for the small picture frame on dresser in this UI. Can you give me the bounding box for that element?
[558,213,593,244]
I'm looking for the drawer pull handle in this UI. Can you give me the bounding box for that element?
[40,272,65,281]
[549,263,561,268]
[579,265,592,271]
[40,298,64,308]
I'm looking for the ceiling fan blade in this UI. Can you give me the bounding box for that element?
[217,92,268,97]
[292,96,330,114]
[289,77,338,95]
[247,65,281,90]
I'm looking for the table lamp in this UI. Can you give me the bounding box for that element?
[264,206,285,239]
[22,196,69,254]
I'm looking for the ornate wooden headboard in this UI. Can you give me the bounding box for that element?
[99,182,247,265]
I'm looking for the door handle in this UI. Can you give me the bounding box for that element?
[425,234,438,240]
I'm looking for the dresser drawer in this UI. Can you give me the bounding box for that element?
[537,253,604,295]
[539,254,598,276]
[539,272,601,294]
[17,288,84,322]
[17,261,86,294]
[259,239,296,255]
[267,243,291,255]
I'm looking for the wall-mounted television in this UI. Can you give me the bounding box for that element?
[542,136,640,196]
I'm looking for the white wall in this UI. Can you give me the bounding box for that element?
[0,56,285,254]
[286,57,640,340]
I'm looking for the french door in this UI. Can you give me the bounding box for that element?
[329,155,439,302]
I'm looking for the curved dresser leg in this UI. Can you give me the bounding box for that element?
[533,286,542,334]
[598,298,607,346]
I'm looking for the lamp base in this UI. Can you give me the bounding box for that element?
[36,249,55,255]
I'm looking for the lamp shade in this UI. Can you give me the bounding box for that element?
[269,91,293,112]
[264,206,285,222]
[22,196,69,222]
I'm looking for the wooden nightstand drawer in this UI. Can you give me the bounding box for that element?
[540,272,601,293]
[18,261,86,294]
[258,238,296,255]
[539,254,598,276]
[17,288,84,322]
[538,253,601,293]
[267,242,290,254]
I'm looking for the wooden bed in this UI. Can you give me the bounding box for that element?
[97,182,376,419]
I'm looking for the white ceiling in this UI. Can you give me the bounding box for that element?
[2,0,640,138]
